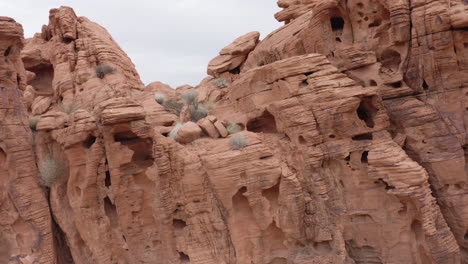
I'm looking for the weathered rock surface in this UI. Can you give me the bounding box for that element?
[0,17,54,264]
[0,1,466,264]
[207,31,260,76]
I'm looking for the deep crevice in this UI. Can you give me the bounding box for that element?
[105,170,111,187]
[52,216,74,264]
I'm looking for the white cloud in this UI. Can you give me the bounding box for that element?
[3,0,281,87]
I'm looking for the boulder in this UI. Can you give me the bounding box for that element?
[177,122,202,143]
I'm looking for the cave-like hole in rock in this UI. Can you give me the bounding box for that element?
[63,37,74,43]
[83,135,97,148]
[357,96,378,128]
[361,151,369,163]
[380,49,401,71]
[352,133,373,141]
[390,81,402,88]
[464,232,468,241]
[422,80,429,90]
[336,37,342,42]
[173,219,187,230]
[115,131,154,171]
[27,64,54,94]
[368,19,382,28]
[114,131,139,142]
[229,66,240,74]
[178,251,190,262]
[4,46,11,57]
[330,17,345,31]
[369,80,377,86]
[247,110,278,133]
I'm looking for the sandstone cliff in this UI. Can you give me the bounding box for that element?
[0,1,467,263]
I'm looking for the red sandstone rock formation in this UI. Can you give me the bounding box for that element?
[0,1,466,263]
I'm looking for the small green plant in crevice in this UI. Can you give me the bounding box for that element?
[155,93,166,105]
[96,65,116,79]
[214,78,229,88]
[163,98,184,116]
[169,123,183,140]
[229,134,247,150]
[226,123,242,134]
[29,116,40,131]
[181,90,199,105]
[59,102,79,114]
[38,156,66,187]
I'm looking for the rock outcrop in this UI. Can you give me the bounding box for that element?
[0,17,54,264]
[0,1,466,264]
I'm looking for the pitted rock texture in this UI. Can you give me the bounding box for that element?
[0,1,466,264]
[0,17,54,264]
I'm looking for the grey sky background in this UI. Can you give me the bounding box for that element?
[2,0,282,87]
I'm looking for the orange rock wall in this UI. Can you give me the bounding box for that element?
[0,1,466,263]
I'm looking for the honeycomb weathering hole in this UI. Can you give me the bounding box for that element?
[330,17,345,31]
[380,49,401,71]
[357,96,378,128]
[247,110,278,133]
[27,64,54,94]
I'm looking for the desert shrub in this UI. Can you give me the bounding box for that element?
[214,78,229,88]
[29,116,40,131]
[189,104,208,122]
[96,65,116,79]
[59,102,79,114]
[155,93,165,105]
[169,123,183,140]
[181,90,199,105]
[226,123,242,134]
[163,99,184,116]
[38,156,66,187]
[229,134,247,150]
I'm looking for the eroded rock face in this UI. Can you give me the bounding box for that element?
[1,1,466,264]
[0,17,54,264]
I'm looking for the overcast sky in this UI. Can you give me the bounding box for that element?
[2,0,281,87]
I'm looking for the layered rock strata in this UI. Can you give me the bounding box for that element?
[0,1,466,263]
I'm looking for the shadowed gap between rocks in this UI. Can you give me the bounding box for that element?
[52,214,74,264]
